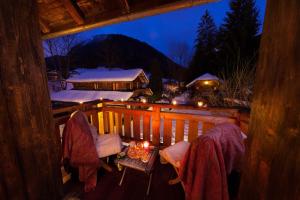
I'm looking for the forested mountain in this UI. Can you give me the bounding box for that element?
[46,34,186,81]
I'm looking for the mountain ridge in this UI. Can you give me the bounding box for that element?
[46,34,186,81]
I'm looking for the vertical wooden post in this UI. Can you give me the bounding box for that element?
[0,0,62,199]
[152,106,161,146]
[240,0,300,199]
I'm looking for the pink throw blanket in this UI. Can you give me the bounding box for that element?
[179,123,245,200]
[62,111,100,192]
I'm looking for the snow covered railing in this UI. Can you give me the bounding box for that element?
[52,100,249,147]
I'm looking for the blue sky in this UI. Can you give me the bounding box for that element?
[79,0,267,59]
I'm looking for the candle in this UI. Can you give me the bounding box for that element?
[143,141,149,149]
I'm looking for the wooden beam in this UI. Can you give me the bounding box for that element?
[39,18,50,33]
[0,0,62,199]
[42,0,216,39]
[61,0,84,25]
[240,0,300,199]
[121,0,130,13]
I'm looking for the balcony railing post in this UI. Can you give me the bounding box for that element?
[152,106,160,146]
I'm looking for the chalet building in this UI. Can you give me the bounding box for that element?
[1,0,299,200]
[67,68,152,98]
[186,73,220,91]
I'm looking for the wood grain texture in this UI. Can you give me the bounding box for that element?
[152,107,161,146]
[163,119,172,146]
[143,115,150,141]
[103,111,109,133]
[188,120,198,142]
[133,114,140,140]
[124,114,131,139]
[115,112,122,136]
[0,0,62,198]
[92,112,99,133]
[240,0,300,199]
[175,120,184,143]
[61,0,84,25]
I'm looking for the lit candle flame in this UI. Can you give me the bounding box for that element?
[143,141,149,149]
[172,100,177,105]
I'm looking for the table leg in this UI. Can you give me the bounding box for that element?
[146,173,153,196]
[119,167,127,186]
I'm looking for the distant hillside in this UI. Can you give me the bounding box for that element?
[46,34,186,80]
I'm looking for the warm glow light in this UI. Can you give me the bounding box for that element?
[204,81,209,85]
[143,141,149,149]
[197,101,204,107]
[79,101,83,104]
[141,99,147,103]
[121,98,124,102]
[100,97,103,100]
[172,100,177,105]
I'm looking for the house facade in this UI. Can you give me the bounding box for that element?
[66,68,152,99]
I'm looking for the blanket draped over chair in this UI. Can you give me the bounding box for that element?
[179,123,245,200]
[62,111,100,192]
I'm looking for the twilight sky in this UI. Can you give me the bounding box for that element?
[79,0,267,59]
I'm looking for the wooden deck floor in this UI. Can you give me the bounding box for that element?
[63,159,185,200]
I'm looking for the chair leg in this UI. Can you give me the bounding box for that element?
[119,167,127,186]
[146,173,153,195]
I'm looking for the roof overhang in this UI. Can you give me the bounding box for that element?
[38,0,218,39]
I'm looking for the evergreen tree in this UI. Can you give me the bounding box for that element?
[217,0,259,73]
[149,59,163,99]
[188,10,218,81]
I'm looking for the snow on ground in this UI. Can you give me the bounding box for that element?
[48,81,73,94]
[67,67,148,82]
[51,90,133,103]
[172,91,190,104]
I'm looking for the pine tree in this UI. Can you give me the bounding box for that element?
[217,0,259,73]
[188,10,218,81]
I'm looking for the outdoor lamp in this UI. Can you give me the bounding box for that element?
[197,101,204,107]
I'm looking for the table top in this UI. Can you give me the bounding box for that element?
[116,146,158,174]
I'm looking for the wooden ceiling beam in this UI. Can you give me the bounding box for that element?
[39,18,50,33]
[122,0,130,13]
[61,0,84,25]
[43,0,217,39]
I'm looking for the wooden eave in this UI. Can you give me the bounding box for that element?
[37,0,217,39]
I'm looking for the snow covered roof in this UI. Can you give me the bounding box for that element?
[51,90,133,103]
[67,68,148,83]
[186,73,219,87]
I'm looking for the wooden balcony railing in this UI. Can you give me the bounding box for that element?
[52,100,249,147]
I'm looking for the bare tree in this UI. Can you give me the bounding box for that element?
[43,34,81,89]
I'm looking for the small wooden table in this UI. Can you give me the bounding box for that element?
[116,146,158,195]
